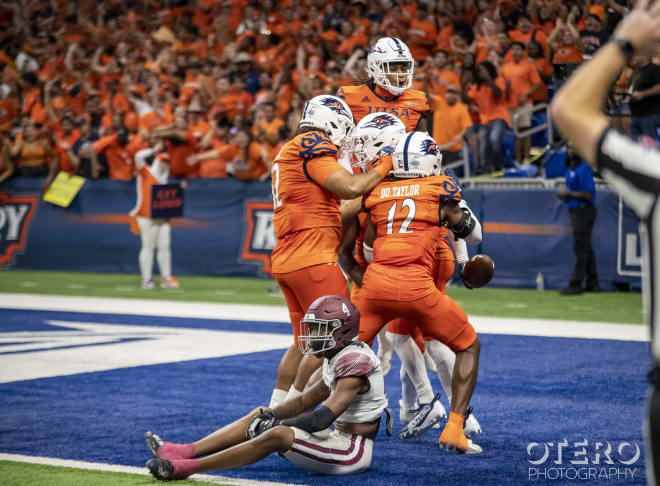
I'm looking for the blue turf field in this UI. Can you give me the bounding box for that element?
[0,309,651,485]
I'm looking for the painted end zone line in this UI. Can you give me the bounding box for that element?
[0,453,300,486]
[0,293,649,342]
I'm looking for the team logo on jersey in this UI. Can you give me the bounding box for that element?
[0,193,38,267]
[362,114,399,129]
[421,138,439,156]
[319,97,352,120]
[241,201,276,274]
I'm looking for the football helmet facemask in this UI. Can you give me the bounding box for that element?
[367,37,414,96]
[392,131,443,178]
[298,295,360,358]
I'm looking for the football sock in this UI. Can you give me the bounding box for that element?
[400,362,417,410]
[376,327,392,357]
[171,458,200,479]
[285,385,302,402]
[387,331,434,404]
[439,412,468,452]
[158,442,196,460]
[424,339,456,403]
[269,388,287,408]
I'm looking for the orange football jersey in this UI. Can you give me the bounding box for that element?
[361,174,461,301]
[271,130,346,274]
[337,85,429,131]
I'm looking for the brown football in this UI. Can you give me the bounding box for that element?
[463,254,494,288]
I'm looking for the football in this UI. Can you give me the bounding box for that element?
[462,254,495,288]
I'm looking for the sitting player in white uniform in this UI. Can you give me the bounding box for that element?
[145,295,390,480]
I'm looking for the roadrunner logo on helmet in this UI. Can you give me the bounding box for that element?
[392,132,443,178]
[367,37,414,96]
[351,112,406,171]
[299,95,355,154]
[298,295,360,357]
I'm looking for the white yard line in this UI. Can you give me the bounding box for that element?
[0,453,299,486]
[0,293,649,342]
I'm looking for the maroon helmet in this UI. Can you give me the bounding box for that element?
[298,295,360,357]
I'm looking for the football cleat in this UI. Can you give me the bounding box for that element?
[463,407,482,439]
[141,279,155,290]
[399,394,447,439]
[145,431,164,457]
[147,457,174,480]
[161,277,180,289]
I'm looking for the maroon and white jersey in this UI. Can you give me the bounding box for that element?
[322,341,388,423]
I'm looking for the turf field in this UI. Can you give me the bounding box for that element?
[0,270,650,485]
[0,270,644,324]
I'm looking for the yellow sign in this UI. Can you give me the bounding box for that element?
[43,172,85,207]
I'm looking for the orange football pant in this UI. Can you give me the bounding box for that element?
[386,258,456,348]
[274,262,350,344]
[357,289,476,353]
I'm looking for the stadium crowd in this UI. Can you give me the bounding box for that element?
[0,0,650,186]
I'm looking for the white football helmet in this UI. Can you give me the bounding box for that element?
[392,132,443,178]
[299,95,355,153]
[351,112,406,171]
[367,37,414,96]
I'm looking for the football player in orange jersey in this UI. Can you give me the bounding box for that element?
[357,132,482,453]
[337,37,430,132]
[268,95,394,410]
[338,37,431,379]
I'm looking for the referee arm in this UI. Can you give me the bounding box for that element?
[550,0,660,166]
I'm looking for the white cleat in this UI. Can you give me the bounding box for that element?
[423,349,437,373]
[464,411,482,439]
[399,394,447,439]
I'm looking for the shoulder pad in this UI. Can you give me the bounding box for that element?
[438,175,462,203]
[334,351,374,380]
[298,131,338,161]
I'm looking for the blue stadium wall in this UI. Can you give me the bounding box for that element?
[0,178,642,290]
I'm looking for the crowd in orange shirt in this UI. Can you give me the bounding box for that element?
[0,0,627,184]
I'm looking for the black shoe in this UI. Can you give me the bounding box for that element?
[145,431,164,457]
[585,285,602,292]
[147,457,174,480]
[560,286,583,296]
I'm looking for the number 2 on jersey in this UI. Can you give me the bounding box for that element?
[272,162,283,209]
[386,198,416,234]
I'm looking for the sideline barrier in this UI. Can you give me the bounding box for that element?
[0,178,641,290]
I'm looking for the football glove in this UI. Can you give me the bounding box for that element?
[246,409,277,439]
[458,262,473,290]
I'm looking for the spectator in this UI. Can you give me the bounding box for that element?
[255,102,284,160]
[467,61,510,173]
[50,114,81,181]
[428,84,472,166]
[11,119,51,177]
[131,144,180,290]
[557,145,600,295]
[629,55,660,141]
[580,14,609,58]
[528,41,554,104]
[508,14,549,55]
[90,126,134,181]
[407,3,437,62]
[0,134,13,184]
[549,18,585,65]
[501,42,541,164]
[153,107,199,179]
[426,49,460,97]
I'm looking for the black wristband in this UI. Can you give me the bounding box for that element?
[278,405,336,433]
[611,38,635,62]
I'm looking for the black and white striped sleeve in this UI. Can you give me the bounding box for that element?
[596,128,660,220]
